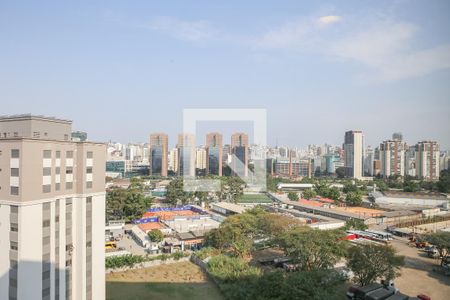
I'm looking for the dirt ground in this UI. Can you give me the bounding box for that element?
[391,238,450,300]
[106,261,223,300]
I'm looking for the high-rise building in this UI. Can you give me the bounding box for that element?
[222,144,232,167]
[274,158,311,178]
[0,114,106,300]
[405,145,417,177]
[343,130,364,179]
[206,133,223,176]
[379,140,406,178]
[177,134,195,177]
[364,147,375,176]
[392,132,403,141]
[149,133,168,177]
[230,133,249,177]
[415,141,440,180]
[168,148,178,174]
[324,154,340,174]
[373,160,381,176]
[195,148,207,172]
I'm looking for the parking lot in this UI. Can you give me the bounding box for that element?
[109,224,148,255]
[391,238,450,299]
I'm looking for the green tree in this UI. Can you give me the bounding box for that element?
[147,229,164,243]
[302,189,317,200]
[205,211,261,257]
[424,231,450,265]
[282,270,344,300]
[325,187,341,201]
[344,219,368,230]
[287,192,299,201]
[343,182,359,194]
[346,191,363,206]
[106,184,153,222]
[347,244,404,286]
[437,170,450,193]
[166,178,193,205]
[336,167,346,178]
[278,227,346,271]
[373,179,388,192]
[259,213,303,238]
[106,187,127,220]
[403,180,420,192]
[218,177,245,203]
[314,182,331,197]
[207,255,261,283]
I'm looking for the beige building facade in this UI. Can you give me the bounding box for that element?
[0,115,106,300]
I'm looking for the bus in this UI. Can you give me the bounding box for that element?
[364,230,393,242]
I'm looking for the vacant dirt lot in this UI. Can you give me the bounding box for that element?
[106,261,223,300]
[391,238,450,300]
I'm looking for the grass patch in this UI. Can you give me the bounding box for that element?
[106,261,223,300]
[106,282,223,300]
[238,194,273,203]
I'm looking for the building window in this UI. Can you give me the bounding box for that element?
[56,167,61,174]
[66,182,73,190]
[43,168,51,176]
[43,220,50,227]
[43,150,52,158]
[43,185,51,193]
[66,167,73,174]
[55,183,60,191]
[13,132,18,137]
[66,151,73,158]
[10,186,19,195]
[11,149,19,158]
[86,167,93,174]
[64,134,68,141]
[86,182,93,189]
[33,131,40,138]
[10,241,18,251]
[10,223,18,232]
[11,168,19,177]
[56,151,61,158]
[87,151,93,159]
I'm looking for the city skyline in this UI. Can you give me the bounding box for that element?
[1,1,449,148]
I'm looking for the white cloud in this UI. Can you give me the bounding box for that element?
[144,16,215,42]
[317,15,342,26]
[254,15,450,82]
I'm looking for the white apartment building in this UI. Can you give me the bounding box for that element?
[168,148,178,173]
[195,148,207,170]
[343,130,364,179]
[379,140,406,178]
[0,114,106,300]
[415,141,440,180]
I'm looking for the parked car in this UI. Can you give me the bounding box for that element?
[347,283,384,299]
[365,287,395,300]
[385,292,409,300]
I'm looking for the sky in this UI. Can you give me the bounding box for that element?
[1,0,450,149]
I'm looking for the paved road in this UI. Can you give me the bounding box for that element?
[391,237,450,300]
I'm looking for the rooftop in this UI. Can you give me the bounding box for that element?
[382,210,420,218]
[211,202,247,214]
[0,114,72,124]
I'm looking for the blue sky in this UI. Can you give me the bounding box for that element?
[1,0,449,148]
